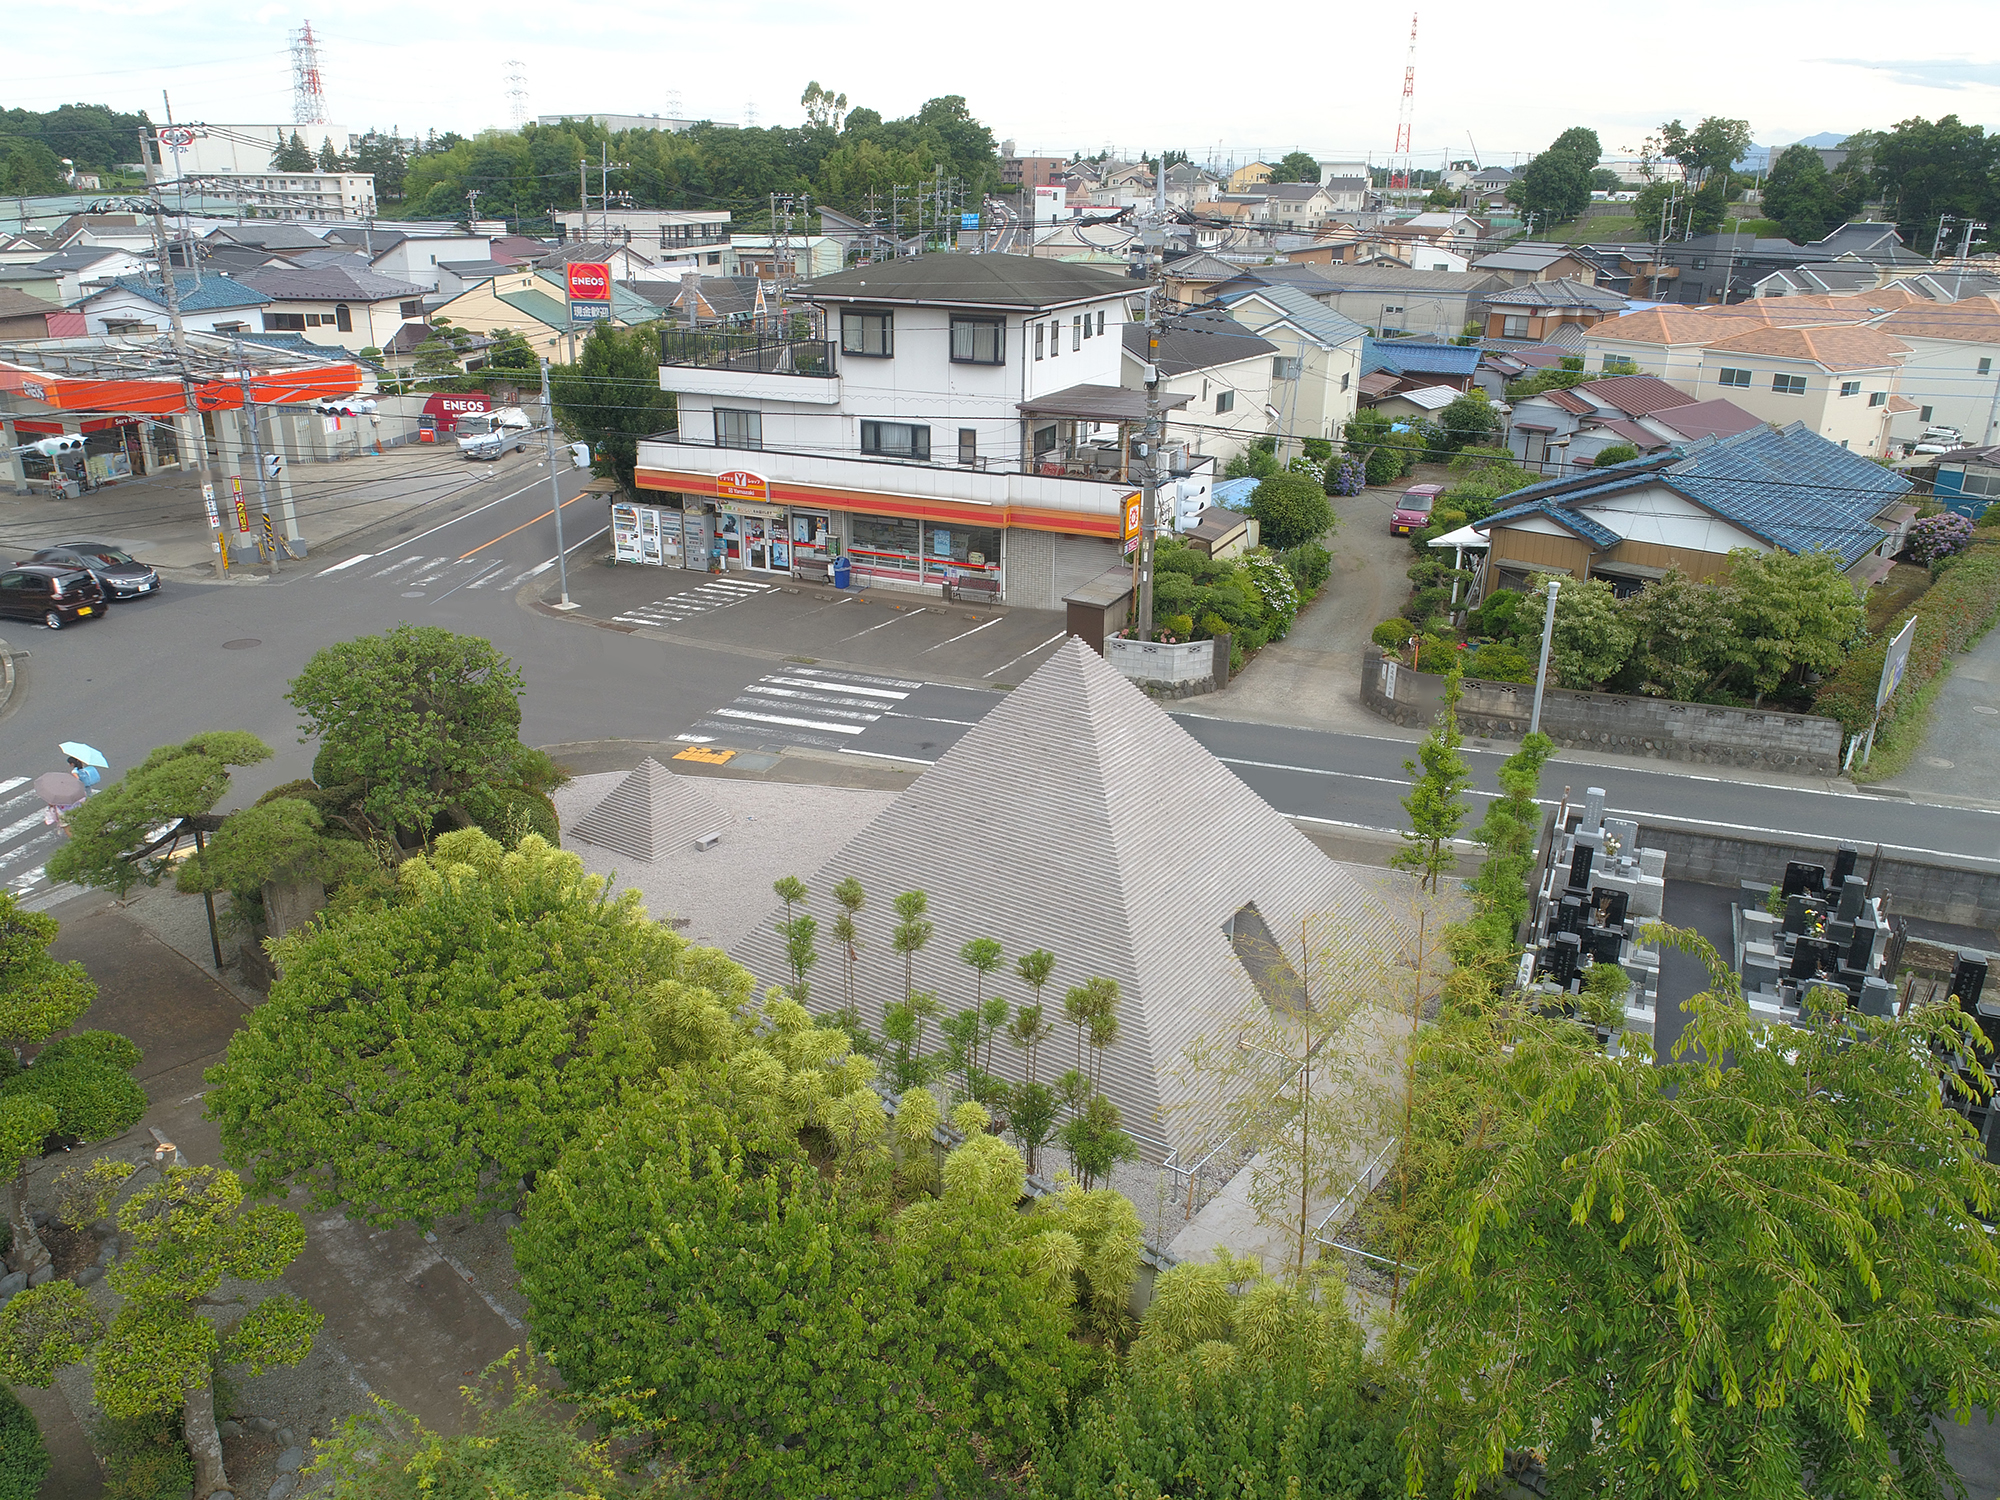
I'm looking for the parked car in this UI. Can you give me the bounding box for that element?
[20,542,159,600]
[1914,438,1967,455]
[1391,483,1443,536]
[0,564,106,629]
[1921,424,1963,444]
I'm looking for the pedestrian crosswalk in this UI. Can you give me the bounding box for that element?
[680,666,923,753]
[613,577,777,629]
[0,774,65,910]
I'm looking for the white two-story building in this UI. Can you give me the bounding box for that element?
[635,256,1205,607]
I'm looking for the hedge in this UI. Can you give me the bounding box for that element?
[1812,549,2000,738]
[0,1386,49,1500]
[0,1030,147,1143]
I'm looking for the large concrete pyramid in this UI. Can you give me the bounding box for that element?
[571,757,724,861]
[733,637,1401,1160]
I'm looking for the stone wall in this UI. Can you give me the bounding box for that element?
[1357,649,1844,773]
[1105,633,1230,699]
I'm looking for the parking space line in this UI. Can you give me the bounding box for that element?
[712,708,867,735]
[921,617,1003,653]
[842,607,926,640]
[983,631,1067,678]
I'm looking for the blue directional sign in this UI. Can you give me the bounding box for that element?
[960,212,980,229]
[570,301,612,322]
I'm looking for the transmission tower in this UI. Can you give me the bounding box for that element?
[665,89,684,121]
[1389,11,1417,190]
[290,19,330,127]
[505,60,529,127]
[743,100,759,128]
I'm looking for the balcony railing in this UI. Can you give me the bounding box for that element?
[659,328,836,378]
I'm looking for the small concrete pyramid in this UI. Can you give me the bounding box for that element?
[733,637,1401,1160]
[571,757,724,861]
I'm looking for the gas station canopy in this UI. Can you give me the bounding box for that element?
[0,332,363,419]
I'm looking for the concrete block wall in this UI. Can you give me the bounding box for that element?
[1358,649,1843,774]
[1105,633,1229,699]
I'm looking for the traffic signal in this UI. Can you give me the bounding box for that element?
[265,453,283,481]
[31,436,84,458]
[568,442,591,470]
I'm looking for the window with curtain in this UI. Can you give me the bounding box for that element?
[840,308,893,357]
[950,317,1004,364]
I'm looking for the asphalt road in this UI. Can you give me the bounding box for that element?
[6,458,2000,910]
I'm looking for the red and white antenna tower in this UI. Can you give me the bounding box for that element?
[1390,12,1418,189]
[290,20,329,127]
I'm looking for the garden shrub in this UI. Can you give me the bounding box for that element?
[0,1031,146,1143]
[1243,554,1302,635]
[94,1411,192,1500]
[1908,512,1974,566]
[1373,618,1414,650]
[1593,444,1640,468]
[0,1388,48,1500]
[1197,612,1232,641]
[1281,540,1331,594]
[1407,586,1451,622]
[1301,438,1333,463]
[1151,572,1196,615]
[1160,613,1195,641]
[1248,473,1334,550]
[1812,550,2000,737]
[1467,643,1535,683]
[1469,588,1523,641]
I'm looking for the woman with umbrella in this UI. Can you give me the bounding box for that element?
[61,741,108,795]
[34,771,86,835]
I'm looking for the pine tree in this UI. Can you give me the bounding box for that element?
[1391,661,1472,892]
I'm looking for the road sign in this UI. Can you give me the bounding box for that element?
[234,497,250,530]
[155,126,200,150]
[960,212,980,230]
[1876,615,1917,708]
[569,301,611,322]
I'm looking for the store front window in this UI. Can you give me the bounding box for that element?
[923,523,1002,585]
[792,511,831,561]
[850,514,922,584]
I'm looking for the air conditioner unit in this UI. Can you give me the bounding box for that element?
[1160,442,1190,475]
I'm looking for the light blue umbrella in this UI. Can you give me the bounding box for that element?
[59,741,108,769]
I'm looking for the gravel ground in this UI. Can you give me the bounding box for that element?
[554,769,899,950]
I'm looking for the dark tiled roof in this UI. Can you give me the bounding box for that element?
[210,224,329,250]
[84,273,270,312]
[238,265,426,302]
[804,255,1135,309]
[34,246,135,271]
[1481,278,1627,312]
[1478,423,1910,564]
[1122,312,1277,374]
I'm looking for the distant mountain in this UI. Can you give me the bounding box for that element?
[1738,132,1850,172]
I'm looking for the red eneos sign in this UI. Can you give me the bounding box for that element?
[420,391,491,434]
[567,262,612,301]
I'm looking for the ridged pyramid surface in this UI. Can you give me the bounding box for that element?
[571,757,724,862]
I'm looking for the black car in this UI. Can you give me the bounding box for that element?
[0,565,106,629]
[23,542,159,600]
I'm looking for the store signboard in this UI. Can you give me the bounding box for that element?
[1876,616,1916,708]
[716,469,770,502]
[1123,493,1141,555]
[567,261,612,325]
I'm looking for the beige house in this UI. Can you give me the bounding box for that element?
[1694,325,1909,454]
[428,265,656,361]
[236,264,425,354]
[1227,161,1274,191]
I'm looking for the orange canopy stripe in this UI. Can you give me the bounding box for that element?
[632,466,1126,539]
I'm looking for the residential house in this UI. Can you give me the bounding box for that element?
[1308,266,1503,339]
[1571,243,1680,300]
[1228,161,1274,191]
[636,255,1178,607]
[41,214,154,252]
[235,264,427,353]
[0,267,69,305]
[76,273,271,338]
[1870,299,2000,447]
[535,240,660,283]
[1482,279,1628,342]
[1473,343,1571,401]
[1120,312,1278,466]
[1583,305,1787,384]
[554,210,731,265]
[0,286,78,340]
[1472,423,1914,601]
[1691,325,1908,454]
[721,235,844,282]
[1929,445,2000,516]
[1649,221,1929,306]
[1366,225,1472,272]
[1232,182,1338,231]
[621,274,772,327]
[1752,261,1885,299]
[1471,244,1599,286]
[1360,336,1480,396]
[321,227,495,293]
[31,245,150,301]
[1216,282,1366,449]
[1317,174,1371,213]
[1000,149,1067,191]
[1369,383,1460,422]
[427,265,658,359]
[1506,372,1762,472]
[1468,166,1515,208]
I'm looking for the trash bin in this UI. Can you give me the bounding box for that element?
[832,556,852,589]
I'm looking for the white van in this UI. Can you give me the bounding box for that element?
[456,407,533,461]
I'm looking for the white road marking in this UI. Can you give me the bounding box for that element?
[983,631,1067,678]
[367,554,426,580]
[843,608,926,639]
[0,779,27,795]
[764,675,908,700]
[712,708,867,735]
[498,560,555,589]
[921,617,1003,652]
[0,814,44,843]
[316,553,373,576]
[430,559,509,603]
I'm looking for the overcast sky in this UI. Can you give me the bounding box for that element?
[10,0,1998,169]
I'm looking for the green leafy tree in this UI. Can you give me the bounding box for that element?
[1249,471,1334,550]
[270,130,314,171]
[1526,573,1635,689]
[831,875,866,1024]
[204,831,682,1228]
[1055,1092,1139,1189]
[1620,567,1730,700]
[550,320,676,491]
[351,128,409,201]
[799,80,850,132]
[1392,663,1472,892]
[1865,115,1996,253]
[1425,184,1459,210]
[774,876,818,1002]
[1511,126,1600,227]
[47,732,273,896]
[1437,390,1497,452]
[0,1162,319,1500]
[1716,547,1864,703]
[1274,151,1320,184]
[890,890,933,1011]
[1660,115,1755,199]
[1762,142,1842,243]
[1397,931,2000,1500]
[316,135,340,172]
[305,1348,633,1498]
[286,625,528,852]
[484,326,539,373]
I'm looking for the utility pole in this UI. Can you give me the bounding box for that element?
[1133,167,1170,641]
[140,123,226,580]
[539,357,575,609]
[579,157,591,241]
[1529,579,1560,735]
[233,335,280,577]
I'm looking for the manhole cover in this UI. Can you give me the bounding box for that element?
[1923,756,1955,768]
[220,638,261,650]
[401,590,425,598]
[1975,706,2000,716]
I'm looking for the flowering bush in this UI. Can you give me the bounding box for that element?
[1326,456,1367,496]
[1908,512,1974,566]
[1287,455,1325,484]
[1243,553,1301,633]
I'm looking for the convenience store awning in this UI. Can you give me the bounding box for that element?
[0,331,363,419]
